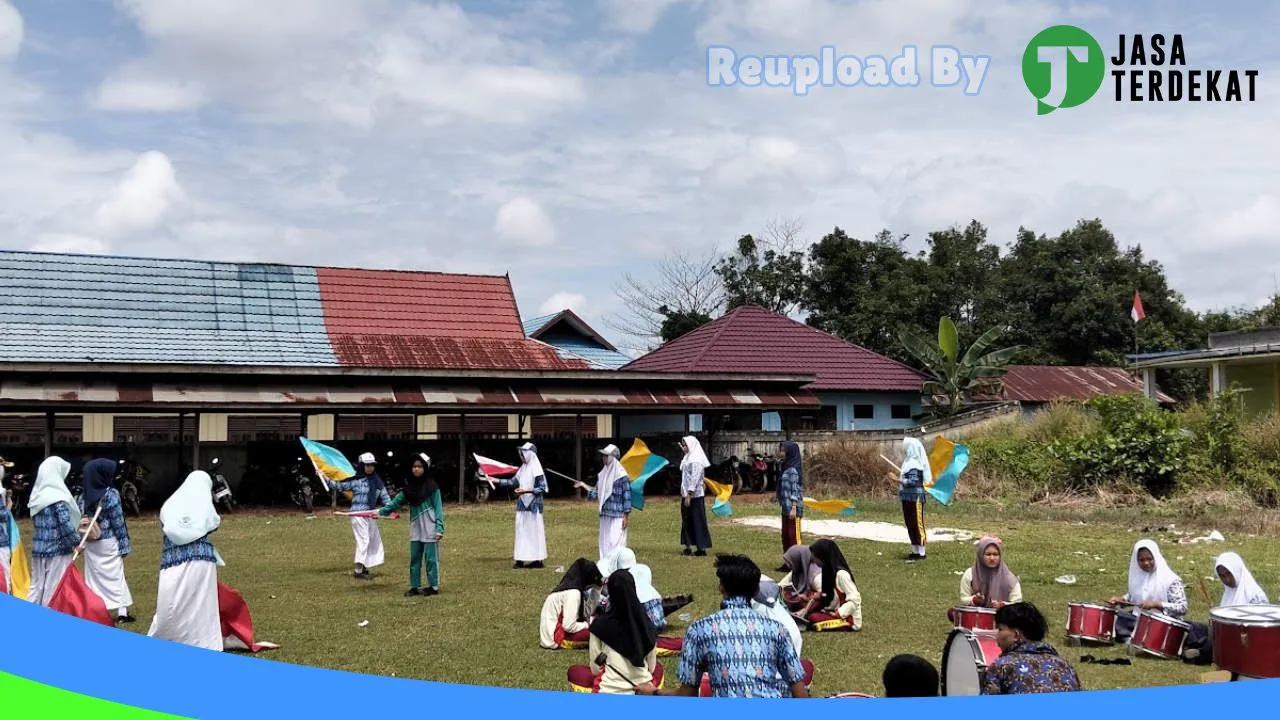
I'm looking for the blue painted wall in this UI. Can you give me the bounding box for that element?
[618,392,920,436]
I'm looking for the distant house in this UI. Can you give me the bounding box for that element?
[970,365,1175,416]
[523,309,633,370]
[621,305,926,434]
[1129,327,1280,418]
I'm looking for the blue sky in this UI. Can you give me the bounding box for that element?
[1,1,1277,354]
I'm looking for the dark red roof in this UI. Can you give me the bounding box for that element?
[976,365,1176,403]
[314,267,588,371]
[621,305,924,392]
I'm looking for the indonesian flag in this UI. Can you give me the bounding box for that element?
[1131,291,1146,323]
[474,454,519,478]
[219,582,279,652]
[48,564,113,626]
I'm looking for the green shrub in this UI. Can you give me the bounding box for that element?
[1048,394,1188,497]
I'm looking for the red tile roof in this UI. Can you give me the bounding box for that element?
[622,305,924,392]
[977,365,1176,404]
[314,267,589,371]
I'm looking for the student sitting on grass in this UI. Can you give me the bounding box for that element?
[378,453,444,597]
[583,569,661,694]
[632,563,683,655]
[790,538,862,632]
[982,602,1082,695]
[540,558,604,650]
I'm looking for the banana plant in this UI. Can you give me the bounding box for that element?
[897,317,1023,415]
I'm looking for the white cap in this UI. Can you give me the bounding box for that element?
[417,453,431,466]
[358,452,376,465]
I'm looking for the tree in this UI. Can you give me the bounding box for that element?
[715,217,807,314]
[605,249,725,353]
[897,317,1023,416]
[919,220,1002,343]
[803,228,931,356]
[658,306,712,343]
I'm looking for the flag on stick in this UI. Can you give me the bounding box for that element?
[704,478,734,517]
[299,437,356,492]
[925,436,970,506]
[473,454,519,479]
[219,582,280,652]
[619,438,670,511]
[4,511,30,598]
[48,564,113,626]
[804,498,856,517]
[1131,291,1147,323]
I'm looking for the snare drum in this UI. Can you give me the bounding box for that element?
[942,628,1002,696]
[952,606,997,631]
[1131,610,1192,660]
[1066,602,1117,644]
[1210,604,1280,679]
[830,692,875,698]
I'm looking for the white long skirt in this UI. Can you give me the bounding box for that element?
[514,511,547,562]
[148,560,221,651]
[598,516,627,561]
[27,554,72,607]
[83,537,133,612]
[351,517,385,568]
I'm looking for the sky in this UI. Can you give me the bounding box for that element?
[1,1,1277,353]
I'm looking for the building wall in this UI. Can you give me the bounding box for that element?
[1225,361,1280,418]
[762,392,922,431]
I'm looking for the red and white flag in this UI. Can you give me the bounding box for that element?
[219,582,279,652]
[48,564,113,627]
[1131,291,1146,323]
[474,453,519,478]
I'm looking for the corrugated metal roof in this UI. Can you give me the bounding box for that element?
[522,313,559,337]
[0,250,584,371]
[622,305,924,392]
[522,309,631,369]
[977,365,1176,403]
[0,378,820,411]
[539,336,633,370]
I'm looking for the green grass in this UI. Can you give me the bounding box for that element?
[19,496,1280,695]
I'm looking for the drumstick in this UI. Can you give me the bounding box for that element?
[1197,577,1212,605]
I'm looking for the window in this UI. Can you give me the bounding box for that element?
[853,404,875,419]
[891,404,913,420]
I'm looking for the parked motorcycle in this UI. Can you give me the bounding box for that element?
[743,449,777,493]
[3,470,30,518]
[115,459,145,517]
[210,457,235,513]
[288,456,318,513]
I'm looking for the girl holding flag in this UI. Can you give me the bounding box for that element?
[501,442,548,569]
[379,453,445,596]
[26,456,81,606]
[896,437,931,561]
[77,458,136,623]
[149,470,223,651]
[678,436,711,557]
[332,452,391,580]
[578,445,632,561]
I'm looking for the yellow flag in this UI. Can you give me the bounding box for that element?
[926,436,956,488]
[804,498,856,517]
[10,538,31,599]
[703,477,732,503]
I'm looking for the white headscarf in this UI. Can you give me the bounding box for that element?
[1216,551,1268,606]
[598,546,636,577]
[27,456,79,526]
[630,563,662,605]
[680,436,710,471]
[1127,539,1179,605]
[160,471,222,546]
[901,437,932,485]
[515,442,544,509]
[596,444,628,511]
[753,575,803,655]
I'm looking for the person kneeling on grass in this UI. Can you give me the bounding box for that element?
[883,655,939,697]
[379,453,444,597]
[634,554,809,699]
[791,538,862,632]
[981,602,1082,695]
[540,558,604,650]
[631,564,684,656]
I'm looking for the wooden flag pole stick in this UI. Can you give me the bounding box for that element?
[73,504,104,562]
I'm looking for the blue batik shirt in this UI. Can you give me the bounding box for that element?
[588,478,632,519]
[160,533,219,570]
[333,475,392,513]
[677,596,806,698]
[0,500,10,548]
[32,502,80,558]
[500,473,547,514]
[981,640,1083,695]
[644,598,666,631]
[77,488,132,556]
[899,468,927,502]
[778,468,804,516]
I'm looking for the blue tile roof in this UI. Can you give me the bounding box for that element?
[539,336,633,370]
[0,250,337,365]
[522,313,559,337]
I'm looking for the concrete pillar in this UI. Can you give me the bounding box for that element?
[1142,368,1157,399]
[1210,362,1228,395]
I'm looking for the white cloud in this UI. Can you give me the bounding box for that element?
[31,234,111,255]
[602,0,691,33]
[495,197,557,247]
[93,151,186,237]
[93,67,208,112]
[539,292,587,315]
[0,1,21,60]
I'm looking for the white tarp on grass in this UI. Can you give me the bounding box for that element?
[733,516,975,544]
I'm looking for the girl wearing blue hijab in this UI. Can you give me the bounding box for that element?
[77,458,135,622]
[777,442,805,558]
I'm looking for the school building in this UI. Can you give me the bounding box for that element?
[1129,327,1280,418]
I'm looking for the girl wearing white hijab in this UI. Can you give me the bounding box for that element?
[1181,551,1269,664]
[1107,538,1187,642]
[26,456,82,606]
[895,437,932,561]
[503,442,548,569]
[580,445,632,561]
[631,563,685,655]
[148,471,224,651]
[678,436,712,556]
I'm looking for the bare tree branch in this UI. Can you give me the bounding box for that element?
[605,248,726,354]
[761,216,805,253]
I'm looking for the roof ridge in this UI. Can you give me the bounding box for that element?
[687,305,747,368]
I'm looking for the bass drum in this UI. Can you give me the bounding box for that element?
[942,628,1002,696]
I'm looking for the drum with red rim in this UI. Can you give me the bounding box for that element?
[1131,610,1191,660]
[942,628,1002,696]
[952,606,997,631]
[1066,602,1117,644]
[1210,604,1280,679]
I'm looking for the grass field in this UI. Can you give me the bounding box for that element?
[17,495,1279,695]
